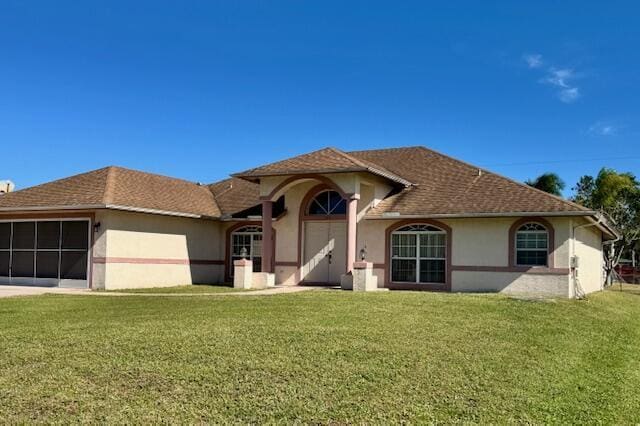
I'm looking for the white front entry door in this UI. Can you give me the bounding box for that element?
[303,221,347,284]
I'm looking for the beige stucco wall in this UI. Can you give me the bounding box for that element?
[273,180,316,265]
[253,175,392,285]
[356,216,576,296]
[90,194,604,297]
[573,221,604,294]
[448,216,572,269]
[261,172,392,202]
[93,210,224,290]
[451,271,570,296]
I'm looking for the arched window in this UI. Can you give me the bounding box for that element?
[391,224,446,284]
[231,225,262,273]
[515,223,548,266]
[306,190,346,216]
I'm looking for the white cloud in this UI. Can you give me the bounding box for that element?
[588,121,618,136]
[544,68,574,88]
[523,54,582,103]
[559,87,580,103]
[523,53,543,68]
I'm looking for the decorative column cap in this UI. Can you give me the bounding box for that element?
[353,261,372,270]
[234,259,253,266]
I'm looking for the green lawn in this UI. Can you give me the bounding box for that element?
[103,284,243,294]
[1,287,639,423]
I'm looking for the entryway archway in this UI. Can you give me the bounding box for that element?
[301,188,348,284]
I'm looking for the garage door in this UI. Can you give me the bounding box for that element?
[0,220,90,288]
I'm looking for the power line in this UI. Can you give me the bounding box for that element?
[482,156,640,168]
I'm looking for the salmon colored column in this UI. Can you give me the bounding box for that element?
[346,196,358,273]
[261,200,274,273]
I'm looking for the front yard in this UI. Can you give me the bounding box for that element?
[0,287,639,423]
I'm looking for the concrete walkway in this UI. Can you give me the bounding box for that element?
[87,286,322,297]
[0,285,323,299]
[0,285,89,298]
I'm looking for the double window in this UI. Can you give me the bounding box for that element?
[391,224,446,284]
[231,225,262,273]
[515,223,549,266]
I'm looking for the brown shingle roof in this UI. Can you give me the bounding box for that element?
[208,177,260,216]
[348,146,591,216]
[0,146,595,220]
[233,147,412,186]
[0,167,111,210]
[0,166,221,218]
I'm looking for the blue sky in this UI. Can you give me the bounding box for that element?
[0,1,638,196]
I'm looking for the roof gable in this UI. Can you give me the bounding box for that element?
[233,147,411,186]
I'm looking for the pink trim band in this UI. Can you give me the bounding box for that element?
[451,265,570,275]
[93,257,224,265]
[274,261,298,267]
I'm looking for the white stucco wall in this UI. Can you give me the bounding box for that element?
[573,222,604,294]
[93,210,224,290]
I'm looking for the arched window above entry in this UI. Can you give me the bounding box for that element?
[515,222,549,266]
[306,190,347,216]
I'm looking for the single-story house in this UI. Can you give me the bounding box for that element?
[0,146,617,297]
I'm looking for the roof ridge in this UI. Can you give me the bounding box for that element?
[347,145,424,155]
[327,147,369,169]
[413,146,590,212]
[107,165,203,186]
[102,166,117,204]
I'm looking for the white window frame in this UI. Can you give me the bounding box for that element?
[390,225,446,284]
[230,226,263,274]
[515,223,549,267]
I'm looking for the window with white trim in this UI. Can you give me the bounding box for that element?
[307,190,346,216]
[515,223,548,266]
[231,225,262,273]
[391,224,446,283]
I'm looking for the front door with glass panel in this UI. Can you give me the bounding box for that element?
[303,221,346,284]
[0,220,90,288]
[230,226,262,274]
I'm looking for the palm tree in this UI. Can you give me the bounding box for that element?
[525,172,565,196]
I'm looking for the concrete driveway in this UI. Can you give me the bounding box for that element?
[0,285,89,298]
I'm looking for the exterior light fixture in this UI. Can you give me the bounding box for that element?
[360,245,367,261]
